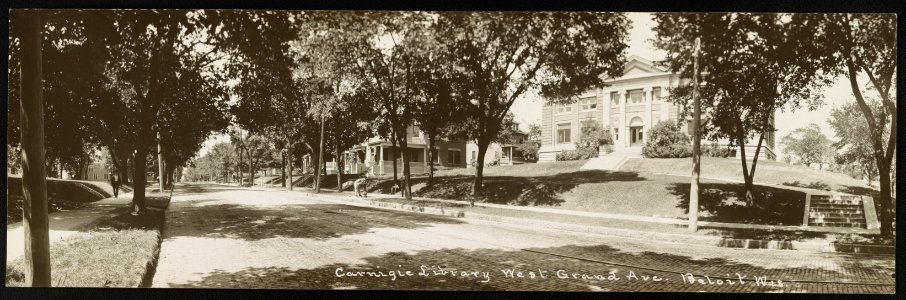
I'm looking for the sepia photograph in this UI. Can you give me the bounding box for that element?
[4,5,898,296]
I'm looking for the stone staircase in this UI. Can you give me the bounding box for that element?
[580,147,642,171]
[807,195,867,228]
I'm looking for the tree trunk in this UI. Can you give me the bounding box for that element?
[286,140,293,191]
[247,148,256,187]
[316,115,326,193]
[688,37,701,232]
[737,131,765,207]
[471,137,491,205]
[336,143,343,193]
[391,131,398,183]
[427,133,436,185]
[281,151,286,187]
[157,132,165,191]
[132,147,148,214]
[310,145,321,191]
[737,133,753,205]
[877,163,892,235]
[17,11,51,286]
[165,163,176,189]
[237,149,243,186]
[397,132,412,200]
[845,58,894,236]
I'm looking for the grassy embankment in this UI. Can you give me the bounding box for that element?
[361,157,879,226]
[6,177,169,287]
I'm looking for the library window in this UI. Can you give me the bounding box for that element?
[652,87,662,102]
[556,104,572,114]
[579,96,597,111]
[610,92,620,106]
[628,90,644,105]
[557,123,571,144]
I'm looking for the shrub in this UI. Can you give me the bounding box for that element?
[556,144,600,161]
[556,150,581,161]
[642,121,692,158]
[703,142,733,158]
[579,120,613,148]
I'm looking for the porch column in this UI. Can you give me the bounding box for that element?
[644,87,653,143]
[619,90,628,148]
[602,87,611,129]
[379,146,384,175]
[660,85,670,122]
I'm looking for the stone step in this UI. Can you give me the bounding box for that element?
[808,222,867,228]
[809,203,863,209]
[808,211,864,218]
[808,216,866,223]
[811,199,863,205]
[809,207,864,213]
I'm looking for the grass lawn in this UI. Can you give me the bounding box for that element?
[363,161,807,226]
[363,196,886,244]
[5,195,168,287]
[621,157,872,192]
[6,177,119,225]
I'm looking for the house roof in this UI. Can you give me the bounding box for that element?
[598,54,672,82]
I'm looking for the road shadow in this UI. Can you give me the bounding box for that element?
[165,242,894,292]
[368,170,644,207]
[163,203,465,241]
[668,183,806,226]
[176,183,249,195]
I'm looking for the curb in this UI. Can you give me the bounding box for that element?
[311,192,894,255]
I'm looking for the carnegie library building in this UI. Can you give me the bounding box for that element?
[538,55,776,163]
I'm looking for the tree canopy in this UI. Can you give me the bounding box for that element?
[653,13,833,204]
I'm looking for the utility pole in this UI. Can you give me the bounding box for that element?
[18,10,52,286]
[315,113,326,193]
[688,37,702,232]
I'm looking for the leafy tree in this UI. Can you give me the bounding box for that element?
[653,13,831,206]
[9,10,230,213]
[209,142,236,183]
[435,12,630,198]
[642,121,692,158]
[243,135,273,186]
[293,11,373,193]
[829,101,888,186]
[224,10,307,191]
[410,21,462,184]
[8,10,107,179]
[350,11,435,199]
[780,123,833,169]
[807,13,896,237]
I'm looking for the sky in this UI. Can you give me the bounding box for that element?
[199,12,876,161]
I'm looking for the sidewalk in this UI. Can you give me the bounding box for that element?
[281,187,894,255]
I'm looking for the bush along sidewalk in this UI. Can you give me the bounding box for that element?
[5,193,171,287]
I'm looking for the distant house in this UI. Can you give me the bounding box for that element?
[538,55,776,162]
[338,126,468,176]
[466,123,532,167]
[81,162,109,182]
